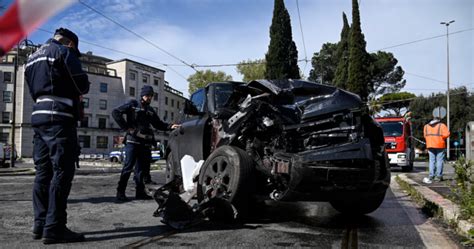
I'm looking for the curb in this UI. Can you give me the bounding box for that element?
[397,174,474,240]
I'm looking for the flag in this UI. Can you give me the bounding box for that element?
[0,0,76,56]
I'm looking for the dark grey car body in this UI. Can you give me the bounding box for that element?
[166,79,390,214]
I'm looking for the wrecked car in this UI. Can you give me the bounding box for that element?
[160,79,390,221]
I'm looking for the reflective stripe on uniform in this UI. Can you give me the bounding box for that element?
[425,123,442,136]
[36,95,73,107]
[25,57,56,68]
[32,110,74,118]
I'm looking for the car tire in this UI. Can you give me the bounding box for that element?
[197,145,254,220]
[111,157,118,163]
[329,191,386,215]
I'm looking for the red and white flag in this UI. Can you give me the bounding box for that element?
[0,0,76,56]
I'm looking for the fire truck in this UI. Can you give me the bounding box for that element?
[375,116,414,171]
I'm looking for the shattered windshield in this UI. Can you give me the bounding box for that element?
[214,84,235,109]
[380,122,403,137]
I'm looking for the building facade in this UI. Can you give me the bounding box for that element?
[1,46,187,158]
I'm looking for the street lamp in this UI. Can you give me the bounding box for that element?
[440,20,454,160]
[10,38,36,167]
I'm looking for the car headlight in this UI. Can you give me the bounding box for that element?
[398,154,406,159]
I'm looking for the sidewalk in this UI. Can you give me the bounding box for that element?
[396,161,473,241]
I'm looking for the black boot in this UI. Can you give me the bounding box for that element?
[42,227,85,244]
[135,189,152,200]
[116,190,130,202]
[32,226,43,240]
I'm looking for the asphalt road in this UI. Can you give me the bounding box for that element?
[0,163,462,248]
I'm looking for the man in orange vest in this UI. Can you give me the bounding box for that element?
[422,115,450,184]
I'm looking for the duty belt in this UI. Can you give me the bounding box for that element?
[132,131,154,141]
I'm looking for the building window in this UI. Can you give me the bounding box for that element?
[143,74,149,84]
[80,116,89,128]
[171,112,174,121]
[82,98,89,108]
[99,100,107,110]
[96,136,108,149]
[3,72,12,83]
[0,133,8,143]
[165,97,168,105]
[3,91,12,102]
[100,83,108,93]
[79,135,90,148]
[153,94,158,101]
[130,87,135,97]
[98,117,107,129]
[154,78,159,86]
[164,110,168,121]
[171,99,174,107]
[177,101,180,109]
[129,71,136,80]
[2,112,10,124]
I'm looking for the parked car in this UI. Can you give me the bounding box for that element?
[0,143,18,167]
[165,80,390,217]
[109,148,161,163]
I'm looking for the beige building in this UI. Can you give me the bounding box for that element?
[0,46,187,158]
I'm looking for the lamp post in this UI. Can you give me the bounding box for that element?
[10,39,35,167]
[440,20,454,160]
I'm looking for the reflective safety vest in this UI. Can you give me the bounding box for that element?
[424,122,450,149]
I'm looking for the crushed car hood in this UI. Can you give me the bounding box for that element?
[248,79,363,120]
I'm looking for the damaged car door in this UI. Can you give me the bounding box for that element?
[166,88,208,183]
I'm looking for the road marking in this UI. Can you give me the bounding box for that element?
[390,176,460,249]
[341,224,358,249]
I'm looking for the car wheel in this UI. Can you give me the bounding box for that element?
[197,145,254,220]
[111,157,118,163]
[329,191,386,215]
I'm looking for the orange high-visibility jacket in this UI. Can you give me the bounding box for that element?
[423,122,450,149]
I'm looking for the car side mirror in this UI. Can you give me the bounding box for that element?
[183,100,200,116]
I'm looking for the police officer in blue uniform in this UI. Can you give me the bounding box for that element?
[25,28,90,244]
[113,85,179,202]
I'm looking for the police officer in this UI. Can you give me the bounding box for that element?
[25,28,90,244]
[113,85,179,201]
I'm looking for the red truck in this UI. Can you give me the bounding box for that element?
[375,116,414,171]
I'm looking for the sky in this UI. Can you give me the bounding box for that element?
[1,0,472,98]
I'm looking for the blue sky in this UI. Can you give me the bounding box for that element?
[1,0,472,97]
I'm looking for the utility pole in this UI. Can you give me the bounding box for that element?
[10,42,19,167]
[440,20,454,160]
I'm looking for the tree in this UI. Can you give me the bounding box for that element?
[369,51,406,96]
[265,0,300,80]
[308,43,338,84]
[333,12,350,89]
[187,70,232,95]
[236,59,266,81]
[347,0,370,101]
[378,92,416,116]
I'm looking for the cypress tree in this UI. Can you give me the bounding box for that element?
[265,0,300,79]
[333,12,350,89]
[347,0,370,100]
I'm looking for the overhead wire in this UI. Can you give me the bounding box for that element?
[372,27,474,52]
[77,0,197,72]
[36,28,190,81]
[296,0,308,73]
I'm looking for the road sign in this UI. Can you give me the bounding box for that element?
[432,106,446,119]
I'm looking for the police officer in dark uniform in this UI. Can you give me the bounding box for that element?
[25,28,90,244]
[113,85,179,202]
